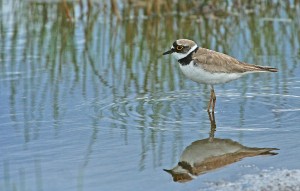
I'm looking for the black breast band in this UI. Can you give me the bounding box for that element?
[178,47,199,66]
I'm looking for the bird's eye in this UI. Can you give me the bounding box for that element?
[176,45,183,51]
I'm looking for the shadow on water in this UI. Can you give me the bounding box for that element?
[163,112,279,183]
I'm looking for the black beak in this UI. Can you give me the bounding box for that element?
[163,49,174,55]
[163,169,173,174]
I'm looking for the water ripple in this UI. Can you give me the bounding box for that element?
[75,88,300,133]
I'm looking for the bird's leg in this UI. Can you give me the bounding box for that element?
[211,87,216,112]
[207,90,213,112]
[207,85,216,112]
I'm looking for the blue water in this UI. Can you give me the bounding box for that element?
[1,1,300,191]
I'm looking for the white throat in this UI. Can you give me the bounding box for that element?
[172,44,198,60]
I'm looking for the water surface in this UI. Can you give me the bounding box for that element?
[1,1,300,191]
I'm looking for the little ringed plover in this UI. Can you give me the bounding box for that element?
[163,39,278,112]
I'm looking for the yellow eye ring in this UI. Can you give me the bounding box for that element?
[176,45,183,51]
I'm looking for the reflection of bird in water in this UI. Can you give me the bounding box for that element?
[164,112,278,183]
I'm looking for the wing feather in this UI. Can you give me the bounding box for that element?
[192,48,274,73]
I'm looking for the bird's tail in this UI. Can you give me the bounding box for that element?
[253,65,278,72]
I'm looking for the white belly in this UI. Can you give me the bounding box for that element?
[179,62,244,85]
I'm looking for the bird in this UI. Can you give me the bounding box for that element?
[163,39,278,112]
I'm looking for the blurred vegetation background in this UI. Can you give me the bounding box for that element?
[1,0,299,123]
[1,2,300,190]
